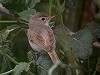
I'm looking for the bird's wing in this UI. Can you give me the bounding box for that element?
[41,26,56,52]
[28,26,55,52]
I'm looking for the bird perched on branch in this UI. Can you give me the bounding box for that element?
[28,12,59,63]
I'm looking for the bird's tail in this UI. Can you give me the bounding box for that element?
[47,50,60,64]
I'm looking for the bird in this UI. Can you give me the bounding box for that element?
[28,12,60,63]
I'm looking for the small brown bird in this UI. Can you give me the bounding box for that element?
[28,12,59,63]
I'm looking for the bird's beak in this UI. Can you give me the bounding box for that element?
[49,15,56,21]
[50,15,56,19]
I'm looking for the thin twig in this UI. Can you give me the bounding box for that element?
[9,28,23,42]
[0,49,19,64]
[0,69,13,75]
[6,54,19,64]
[0,21,17,23]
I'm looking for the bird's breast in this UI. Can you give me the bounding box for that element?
[29,40,42,51]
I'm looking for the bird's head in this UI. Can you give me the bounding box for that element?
[30,12,54,26]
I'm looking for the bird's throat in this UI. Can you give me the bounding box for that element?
[44,21,49,26]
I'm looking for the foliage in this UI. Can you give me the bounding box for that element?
[13,62,30,75]
[71,28,93,59]
[19,9,36,21]
[0,0,100,75]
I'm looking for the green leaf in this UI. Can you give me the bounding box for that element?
[26,0,41,8]
[36,55,52,75]
[13,62,30,75]
[36,54,60,75]
[71,28,93,59]
[27,51,34,61]
[19,9,36,21]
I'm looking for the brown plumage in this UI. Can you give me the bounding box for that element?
[28,12,59,63]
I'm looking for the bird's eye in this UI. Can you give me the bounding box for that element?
[41,18,45,21]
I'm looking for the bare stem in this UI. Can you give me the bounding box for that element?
[0,69,13,75]
[49,0,53,16]
[0,21,17,23]
[9,28,23,41]
[6,54,19,64]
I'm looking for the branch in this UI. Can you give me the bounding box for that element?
[0,69,13,75]
[0,48,19,64]
[0,21,17,23]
